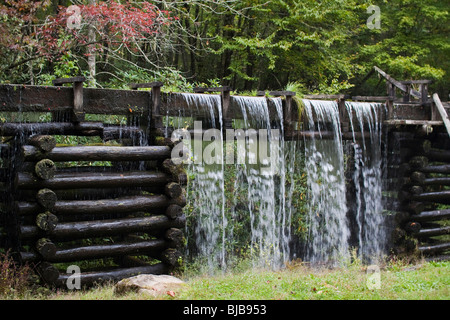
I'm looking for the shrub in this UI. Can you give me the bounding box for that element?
[0,250,33,298]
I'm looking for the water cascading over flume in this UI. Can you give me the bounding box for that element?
[169,93,226,273]
[171,94,292,272]
[231,96,290,269]
[301,100,350,265]
[170,94,387,272]
[300,99,386,265]
[345,101,387,263]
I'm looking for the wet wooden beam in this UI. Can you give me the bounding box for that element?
[55,263,169,287]
[20,214,186,240]
[16,171,170,190]
[0,84,150,115]
[22,145,172,162]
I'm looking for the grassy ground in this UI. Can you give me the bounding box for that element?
[10,258,449,300]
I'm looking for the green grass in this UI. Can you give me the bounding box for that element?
[9,259,449,300]
[174,260,449,300]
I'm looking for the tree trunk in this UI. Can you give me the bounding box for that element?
[87,0,96,87]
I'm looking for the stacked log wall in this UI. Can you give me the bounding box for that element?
[386,130,450,261]
[0,85,187,288]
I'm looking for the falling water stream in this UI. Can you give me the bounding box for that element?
[231,96,289,269]
[346,101,386,263]
[171,95,386,272]
[302,100,349,264]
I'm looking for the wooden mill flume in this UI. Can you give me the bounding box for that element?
[1,67,449,287]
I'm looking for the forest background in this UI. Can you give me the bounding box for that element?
[0,0,448,98]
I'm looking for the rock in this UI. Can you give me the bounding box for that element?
[114,274,186,298]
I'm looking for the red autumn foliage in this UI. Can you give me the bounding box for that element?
[1,0,176,63]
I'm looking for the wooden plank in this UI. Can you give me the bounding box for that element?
[401,80,433,84]
[23,145,172,162]
[352,96,393,101]
[269,91,296,97]
[432,93,450,137]
[193,86,232,93]
[303,94,349,100]
[384,120,443,126]
[129,82,163,89]
[0,84,150,115]
[374,66,421,98]
[52,77,86,85]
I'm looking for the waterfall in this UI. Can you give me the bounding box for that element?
[173,93,227,273]
[302,100,349,264]
[171,94,386,272]
[231,96,289,269]
[346,101,386,263]
[301,99,386,264]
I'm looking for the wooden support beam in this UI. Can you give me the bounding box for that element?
[45,239,168,262]
[53,195,170,216]
[221,87,232,129]
[421,164,450,174]
[0,122,104,136]
[193,86,232,93]
[36,188,57,210]
[52,77,86,123]
[0,84,150,115]
[23,145,172,162]
[55,263,168,287]
[374,66,421,99]
[129,82,163,90]
[17,196,171,216]
[20,214,186,240]
[16,171,170,190]
[419,242,450,255]
[268,91,296,135]
[412,191,450,204]
[284,130,372,141]
[28,135,57,153]
[165,204,184,219]
[417,226,450,238]
[432,93,450,137]
[303,94,350,100]
[34,159,56,180]
[410,209,450,222]
[351,96,393,102]
[427,148,450,162]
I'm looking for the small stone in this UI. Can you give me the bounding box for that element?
[114,274,186,298]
